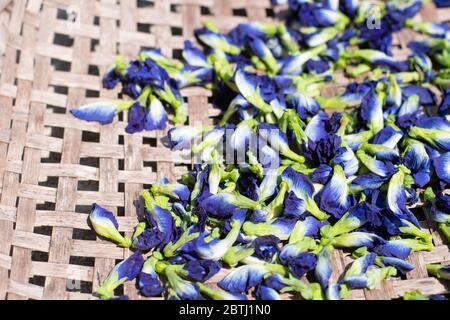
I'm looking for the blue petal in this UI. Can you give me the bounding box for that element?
[288,252,318,278]
[145,96,168,130]
[200,193,239,217]
[305,112,329,144]
[311,165,333,184]
[139,271,165,297]
[350,174,386,193]
[287,93,320,119]
[318,165,352,219]
[184,260,222,282]
[379,256,415,274]
[315,246,333,289]
[433,152,450,184]
[150,205,176,245]
[372,126,404,149]
[218,264,268,293]
[281,167,315,198]
[403,142,431,187]
[332,232,386,249]
[360,89,384,133]
[333,147,359,177]
[71,102,117,124]
[373,240,412,259]
[183,40,209,68]
[402,85,437,106]
[115,252,144,281]
[258,123,289,153]
[168,126,202,150]
[255,285,281,300]
[283,191,306,218]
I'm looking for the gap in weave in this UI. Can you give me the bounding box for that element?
[137,23,152,33]
[50,58,71,72]
[118,159,124,171]
[82,131,100,143]
[266,8,276,18]
[86,90,100,98]
[171,27,182,36]
[172,48,183,60]
[29,275,46,288]
[170,4,178,13]
[410,206,426,222]
[93,16,99,26]
[33,225,53,238]
[49,126,65,139]
[117,206,125,217]
[75,205,92,214]
[88,65,99,76]
[15,49,20,64]
[90,39,99,53]
[79,157,100,169]
[77,180,99,192]
[31,251,49,263]
[46,104,66,114]
[51,85,69,96]
[232,8,247,17]
[36,202,56,211]
[73,228,97,241]
[118,183,124,193]
[56,8,68,20]
[53,33,74,47]
[137,0,154,8]
[38,176,59,189]
[200,6,212,16]
[41,152,61,164]
[142,137,157,147]
[143,161,157,172]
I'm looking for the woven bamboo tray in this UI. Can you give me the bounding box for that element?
[0,0,449,300]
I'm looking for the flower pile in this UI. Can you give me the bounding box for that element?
[72,0,450,300]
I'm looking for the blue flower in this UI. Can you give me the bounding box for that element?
[438,90,450,116]
[146,204,176,246]
[167,126,204,150]
[133,227,164,251]
[254,235,280,262]
[97,252,144,299]
[193,210,246,260]
[356,150,397,178]
[434,0,450,7]
[350,174,386,193]
[255,285,281,300]
[305,112,330,144]
[305,59,330,75]
[287,92,320,120]
[125,102,146,134]
[102,67,121,89]
[379,256,415,274]
[318,164,354,219]
[200,193,257,218]
[403,141,431,187]
[288,252,318,279]
[430,193,450,224]
[433,152,450,184]
[372,126,404,149]
[280,45,327,75]
[283,191,306,218]
[218,264,269,293]
[360,89,384,134]
[138,257,165,297]
[145,95,168,130]
[237,172,260,202]
[89,203,131,247]
[183,40,209,68]
[332,232,386,249]
[195,28,240,55]
[304,133,342,166]
[315,245,333,289]
[165,266,203,300]
[183,260,222,282]
[333,147,359,177]
[373,240,412,259]
[311,165,333,184]
[71,101,123,124]
[402,85,437,106]
[281,167,329,220]
[340,253,376,289]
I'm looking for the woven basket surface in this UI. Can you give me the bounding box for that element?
[0,0,449,300]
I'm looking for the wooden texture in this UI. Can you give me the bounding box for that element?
[0,0,448,300]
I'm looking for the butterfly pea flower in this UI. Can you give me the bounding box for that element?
[165,265,203,300]
[406,19,450,39]
[433,152,450,184]
[139,49,183,73]
[315,245,334,290]
[360,88,384,134]
[182,40,210,68]
[304,27,340,48]
[378,256,415,274]
[197,283,247,300]
[283,191,306,218]
[243,217,297,241]
[223,244,255,267]
[280,236,318,264]
[288,252,318,279]
[350,173,386,193]
[89,203,132,248]
[289,217,327,243]
[340,252,377,289]
[281,167,329,220]
[151,180,190,205]
[402,140,431,187]
[220,262,285,294]
[280,44,327,75]
[409,117,450,151]
[255,285,281,300]
[438,89,450,116]
[142,191,176,245]
[332,232,386,250]
[195,27,240,55]
[344,130,374,151]
[427,263,450,280]
[344,49,409,72]
[304,133,342,166]
[360,143,399,162]
[428,192,450,242]
[138,257,165,297]
[181,260,222,283]
[254,235,280,262]
[236,172,260,201]
[193,210,246,260]
[71,100,134,125]
[201,193,259,217]
[235,70,272,114]
[318,164,353,219]
[364,266,397,290]
[248,36,280,74]
[311,165,332,184]
[168,125,208,151]
[96,252,144,299]
[356,150,397,178]
[372,125,404,149]
[287,92,320,120]
[175,65,214,88]
[404,290,448,300]
[133,227,165,251]
[229,118,258,152]
[258,123,305,164]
